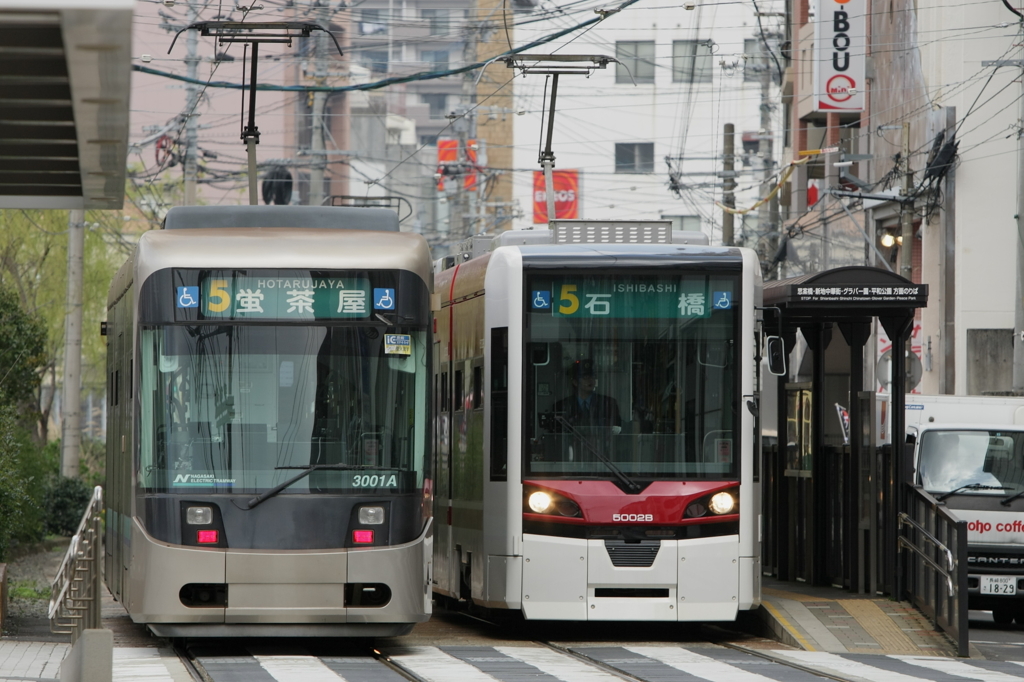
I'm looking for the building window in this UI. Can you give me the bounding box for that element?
[421,50,449,71]
[421,93,448,119]
[361,50,389,74]
[615,41,655,84]
[615,142,655,173]
[422,8,449,35]
[672,40,712,83]
[359,9,386,35]
[743,38,762,82]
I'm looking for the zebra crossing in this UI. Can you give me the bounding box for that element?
[176,644,1024,682]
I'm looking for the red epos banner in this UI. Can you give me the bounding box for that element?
[533,169,580,223]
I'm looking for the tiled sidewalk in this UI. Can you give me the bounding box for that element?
[758,578,964,657]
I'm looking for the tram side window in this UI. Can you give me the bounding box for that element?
[441,372,449,412]
[472,365,483,409]
[490,327,508,481]
[455,369,464,412]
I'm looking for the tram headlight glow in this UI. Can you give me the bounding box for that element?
[358,506,385,525]
[186,507,212,525]
[528,491,553,513]
[708,491,736,515]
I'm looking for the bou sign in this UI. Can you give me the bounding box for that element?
[813,0,865,112]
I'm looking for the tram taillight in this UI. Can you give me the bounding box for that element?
[353,530,375,544]
[196,529,219,544]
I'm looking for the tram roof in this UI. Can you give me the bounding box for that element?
[515,243,747,268]
[0,0,133,210]
[163,206,400,232]
[764,266,927,326]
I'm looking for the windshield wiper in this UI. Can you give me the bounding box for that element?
[236,463,403,510]
[937,483,1008,502]
[554,415,641,493]
[1000,488,1024,506]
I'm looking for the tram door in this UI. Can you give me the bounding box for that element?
[784,384,813,583]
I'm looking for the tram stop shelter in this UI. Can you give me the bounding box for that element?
[0,0,133,210]
[761,266,927,597]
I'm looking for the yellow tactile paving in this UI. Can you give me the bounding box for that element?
[837,599,924,655]
[762,586,829,603]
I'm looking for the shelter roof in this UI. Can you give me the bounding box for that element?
[0,0,133,209]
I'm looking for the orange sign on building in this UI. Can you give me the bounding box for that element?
[532,169,580,223]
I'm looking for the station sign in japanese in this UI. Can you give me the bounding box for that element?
[530,277,734,319]
[176,273,375,320]
[813,0,865,112]
[792,284,926,304]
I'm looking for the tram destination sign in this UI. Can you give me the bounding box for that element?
[175,272,375,320]
[790,283,926,305]
[531,276,734,319]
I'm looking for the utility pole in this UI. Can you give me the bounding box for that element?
[1015,59,1024,391]
[460,14,479,236]
[722,123,736,245]
[308,3,330,205]
[900,122,914,281]
[757,45,775,254]
[61,210,84,479]
[184,0,199,205]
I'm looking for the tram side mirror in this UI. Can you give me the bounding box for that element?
[766,336,787,376]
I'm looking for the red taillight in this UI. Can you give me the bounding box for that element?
[197,530,219,544]
[353,530,374,544]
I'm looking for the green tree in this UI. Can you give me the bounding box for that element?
[0,286,47,409]
[0,403,32,561]
[0,209,129,444]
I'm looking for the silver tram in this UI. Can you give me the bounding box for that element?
[433,223,769,622]
[104,206,433,637]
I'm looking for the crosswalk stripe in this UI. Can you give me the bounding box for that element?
[627,646,777,682]
[768,650,926,682]
[387,646,500,682]
[892,656,1024,681]
[494,646,624,682]
[253,655,347,682]
[112,648,179,682]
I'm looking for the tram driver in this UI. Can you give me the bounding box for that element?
[550,359,622,433]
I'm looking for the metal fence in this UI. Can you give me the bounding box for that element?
[48,485,104,643]
[898,485,969,657]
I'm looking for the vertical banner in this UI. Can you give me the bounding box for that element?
[532,169,580,223]
[813,0,865,112]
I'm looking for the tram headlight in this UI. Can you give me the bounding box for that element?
[186,507,212,525]
[528,491,553,513]
[684,489,738,519]
[358,506,385,525]
[708,491,736,515]
[524,488,582,518]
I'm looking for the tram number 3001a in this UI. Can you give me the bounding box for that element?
[352,474,399,488]
[612,513,654,522]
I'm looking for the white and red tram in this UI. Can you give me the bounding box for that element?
[432,224,770,622]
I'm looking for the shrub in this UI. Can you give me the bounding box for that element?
[0,403,31,561]
[43,475,92,537]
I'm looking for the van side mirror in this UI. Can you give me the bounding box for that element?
[766,336,786,376]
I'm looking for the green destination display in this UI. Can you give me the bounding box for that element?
[534,277,724,319]
[197,274,372,320]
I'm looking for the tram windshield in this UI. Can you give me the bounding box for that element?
[138,325,429,494]
[918,429,1024,499]
[524,271,740,480]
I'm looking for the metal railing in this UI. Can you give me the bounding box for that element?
[898,485,969,657]
[49,485,104,643]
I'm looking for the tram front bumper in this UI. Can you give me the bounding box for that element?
[521,533,742,621]
[127,517,432,627]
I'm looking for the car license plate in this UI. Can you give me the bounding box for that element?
[980,576,1017,595]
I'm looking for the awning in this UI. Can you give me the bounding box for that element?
[0,0,133,210]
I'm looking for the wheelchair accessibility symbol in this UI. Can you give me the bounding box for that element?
[373,288,396,310]
[713,291,732,310]
[532,291,551,309]
[176,286,199,309]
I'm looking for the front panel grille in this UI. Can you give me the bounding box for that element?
[604,539,660,567]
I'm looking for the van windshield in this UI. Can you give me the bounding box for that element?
[918,429,1024,496]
